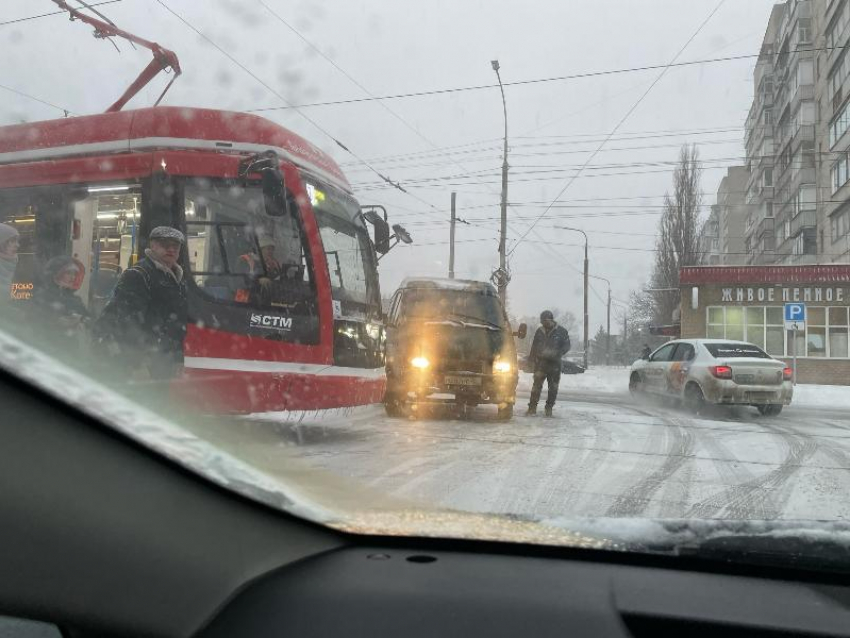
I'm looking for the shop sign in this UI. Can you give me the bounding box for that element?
[720,287,847,304]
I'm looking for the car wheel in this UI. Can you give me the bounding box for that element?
[684,383,706,415]
[497,404,514,421]
[629,373,644,397]
[383,393,405,418]
[757,404,783,417]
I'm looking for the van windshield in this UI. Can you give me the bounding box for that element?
[400,288,506,328]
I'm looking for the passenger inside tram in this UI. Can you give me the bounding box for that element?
[29,255,89,350]
[0,223,20,303]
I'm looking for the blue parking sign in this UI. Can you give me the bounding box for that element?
[784,303,806,329]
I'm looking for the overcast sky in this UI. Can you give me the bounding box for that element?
[1,0,779,334]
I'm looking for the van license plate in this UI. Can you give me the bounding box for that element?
[445,375,481,386]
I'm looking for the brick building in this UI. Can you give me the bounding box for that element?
[680,265,850,385]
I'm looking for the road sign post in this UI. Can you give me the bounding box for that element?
[792,325,797,386]
[784,303,806,386]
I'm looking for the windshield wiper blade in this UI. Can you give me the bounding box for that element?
[445,314,502,330]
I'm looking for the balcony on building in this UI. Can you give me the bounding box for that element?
[775,164,816,202]
[791,209,817,238]
[757,216,776,241]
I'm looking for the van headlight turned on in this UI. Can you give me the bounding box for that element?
[493,360,511,374]
[410,356,430,369]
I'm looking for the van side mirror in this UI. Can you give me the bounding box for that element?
[514,323,528,339]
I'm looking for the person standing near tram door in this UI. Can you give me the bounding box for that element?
[93,226,188,380]
[30,256,90,352]
[526,310,571,417]
[0,223,20,306]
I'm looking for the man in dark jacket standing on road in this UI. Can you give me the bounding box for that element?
[526,310,571,417]
[94,226,188,380]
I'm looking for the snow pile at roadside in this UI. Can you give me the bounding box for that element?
[518,366,629,395]
[516,364,850,409]
[793,384,850,409]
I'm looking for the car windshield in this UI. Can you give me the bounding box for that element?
[705,343,772,359]
[4,0,850,575]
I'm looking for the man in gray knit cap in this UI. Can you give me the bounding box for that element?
[94,226,188,379]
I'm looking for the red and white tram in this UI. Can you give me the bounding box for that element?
[0,106,396,413]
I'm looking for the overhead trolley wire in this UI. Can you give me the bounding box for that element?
[242,42,842,114]
[507,0,729,256]
[0,0,122,28]
[155,0,446,217]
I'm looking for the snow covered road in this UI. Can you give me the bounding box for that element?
[191,369,850,523]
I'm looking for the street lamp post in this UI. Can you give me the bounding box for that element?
[554,226,589,370]
[590,274,611,366]
[491,60,509,305]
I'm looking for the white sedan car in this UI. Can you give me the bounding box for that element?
[629,339,793,416]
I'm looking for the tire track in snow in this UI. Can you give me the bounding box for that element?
[374,417,517,502]
[530,410,614,517]
[765,420,850,518]
[583,404,669,516]
[692,430,766,514]
[604,411,695,517]
[685,423,818,519]
[491,413,599,517]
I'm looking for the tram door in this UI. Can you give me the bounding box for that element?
[71,185,142,316]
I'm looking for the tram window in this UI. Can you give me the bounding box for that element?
[307,179,380,314]
[0,192,36,300]
[0,185,83,303]
[184,180,313,307]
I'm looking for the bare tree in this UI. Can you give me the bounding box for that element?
[627,289,655,334]
[651,144,703,324]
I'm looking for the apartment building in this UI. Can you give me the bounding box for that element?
[819,0,850,261]
[744,4,786,265]
[744,0,850,265]
[716,166,750,264]
[744,0,818,265]
[699,206,721,265]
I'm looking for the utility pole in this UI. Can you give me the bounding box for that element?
[589,273,611,367]
[554,226,590,369]
[583,245,589,370]
[607,286,612,366]
[623,309,628,364]
[492,60,509,304]
[449,192,456,279]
